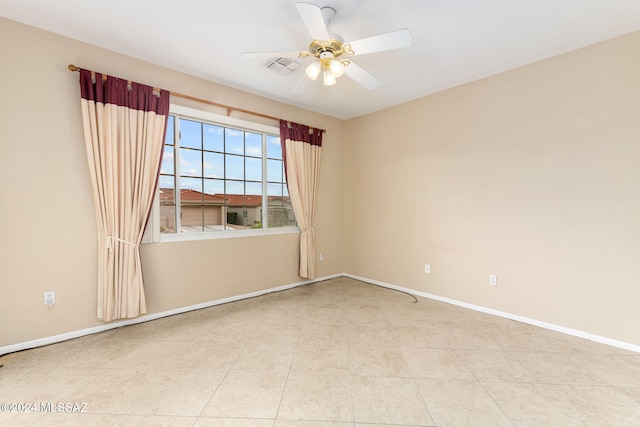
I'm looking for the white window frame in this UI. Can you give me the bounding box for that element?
[143,104,298,243]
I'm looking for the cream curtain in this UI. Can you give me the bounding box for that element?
[78,69,169,321]
[279,121,323,279]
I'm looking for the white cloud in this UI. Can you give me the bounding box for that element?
[203,161,223,178]
[246,146,261,156]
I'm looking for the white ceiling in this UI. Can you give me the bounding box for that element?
[2,0,640,119]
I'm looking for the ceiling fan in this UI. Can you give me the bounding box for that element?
[242,2,413,90]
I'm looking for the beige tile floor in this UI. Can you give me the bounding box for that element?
[1,276,640,426]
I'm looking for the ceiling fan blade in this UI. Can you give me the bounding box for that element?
[344,62,380,90]
[346,28,413,56]
[242,51,304,59]
[295,2,330,41]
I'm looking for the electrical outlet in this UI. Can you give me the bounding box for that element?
[44,291,55,306]
[424,264,431,273]
[489,275,497,286]
[319,252,325,261]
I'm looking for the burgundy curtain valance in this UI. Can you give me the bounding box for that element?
[279,120,323,147]
[79,68,169,114]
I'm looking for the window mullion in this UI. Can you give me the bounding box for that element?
[174,115,182,233]
[200,122,205,232]
[262,134,268,230]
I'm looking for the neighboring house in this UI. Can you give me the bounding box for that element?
[159,188,226,232]
[265,196,298,228]
[159,188,295,232]
[223,194,264,228]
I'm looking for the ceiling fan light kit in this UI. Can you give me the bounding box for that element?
[242,2,413,90]
[304,50,349,85]
[305,60,322,80]
[323,69,337,86]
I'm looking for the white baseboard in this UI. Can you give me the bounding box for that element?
[344,273,640,354]
[0,273,343,356]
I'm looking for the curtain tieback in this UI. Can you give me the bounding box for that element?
[105,235,139,251]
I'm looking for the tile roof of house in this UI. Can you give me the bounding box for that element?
[159,188,225,203]
[223,194,262,207]
[159,188,288,206]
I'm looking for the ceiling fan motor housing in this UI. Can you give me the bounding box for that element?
[309,39,348,57]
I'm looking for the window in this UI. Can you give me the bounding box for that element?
[152,105,295,240]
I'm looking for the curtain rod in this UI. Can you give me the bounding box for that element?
[67,64,325,132]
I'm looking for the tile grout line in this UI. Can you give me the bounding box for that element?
[453,348,518,427]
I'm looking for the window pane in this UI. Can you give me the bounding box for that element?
[225,154,244,180]
[246,181,262,196]
[268,197,295,228]
[202,181,224,230]
[243,205,260,229]
[180,177,203,233]
[245,132,262,157]
[161,145,174,175]
[203,152,224,178]
[180,206,204,232]
[226,180,243,195]
[180,148,202,177]
[165,116,175,146]
[203,123,224,152]
[159,175,174,192]
[225,128,244,154]
[160,204,176,233]
[180,119,202,149]
[245,157,262,182]
[159,177,176,234]
[267,183,283,196]
[267,159,283,182]
[267,135,281,159]
[204,178,224,196]
[203,204,224,230]
[180,177,202,193]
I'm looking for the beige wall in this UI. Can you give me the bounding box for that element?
[344,31,640,346]
[0,17,344,348]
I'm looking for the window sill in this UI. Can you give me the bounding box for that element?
[155,227,300,243]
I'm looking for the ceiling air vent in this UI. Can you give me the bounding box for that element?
[263,57,300,76]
